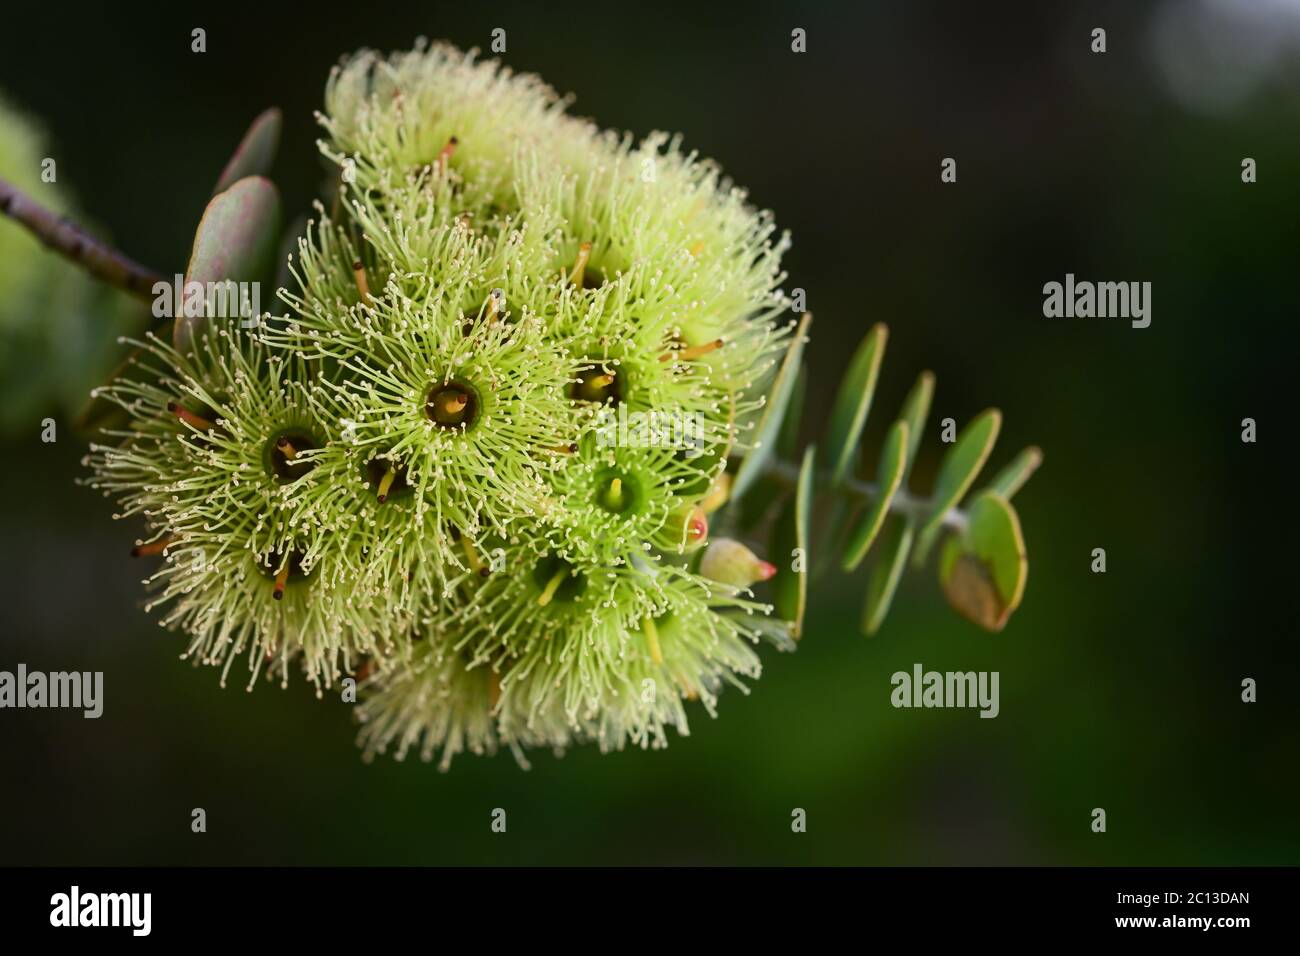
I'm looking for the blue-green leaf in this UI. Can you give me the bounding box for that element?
[914,409,1001,565]
[841,420,908,571]
[175,176,281,352]
[898,369,935,477]
[825,323,888,486]
[862,517,914,636]
[984,445,1043,500]
[731,313,811,500]
[777,364,806,460]
[770,445,815,638]
[938,491,1026,631]
[214,108,282,196]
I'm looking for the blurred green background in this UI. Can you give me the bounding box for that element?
[0,0,1295,865]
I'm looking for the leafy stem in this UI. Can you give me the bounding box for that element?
[0,174,166,300]
[765,457,969,532]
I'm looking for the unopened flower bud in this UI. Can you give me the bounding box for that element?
[699,538,777,588]
[661,503,709,552]
[699,472,731,514]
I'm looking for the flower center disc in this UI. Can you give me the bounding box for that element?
[266,429,321,483]
[594,468,640,515]
[426,382,477,429]
[572,366,621,405]
[363,456,412,502]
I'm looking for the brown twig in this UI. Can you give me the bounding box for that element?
[0,174,166,300]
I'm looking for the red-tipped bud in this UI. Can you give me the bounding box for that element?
[661,503,709,553]
[699,539,777,589]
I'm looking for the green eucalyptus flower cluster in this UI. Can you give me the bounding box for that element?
[85,42,796,767]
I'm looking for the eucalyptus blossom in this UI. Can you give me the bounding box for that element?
[0,40,1040,768]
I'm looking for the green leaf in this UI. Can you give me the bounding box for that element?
[841,420,908,571]
[825,323,888,486]
[731,312,811,500]
[984,445,1043,500]
[861,517,914,636]
[967,491,1028,616]
[898,369,935,477]
[175,176,281,353]
[770,445,814,638]
[213,108,282,196]
[913,409,1001,565]
[937,492,1027,632]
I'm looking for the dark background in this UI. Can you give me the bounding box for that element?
[0,0,1295,864]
